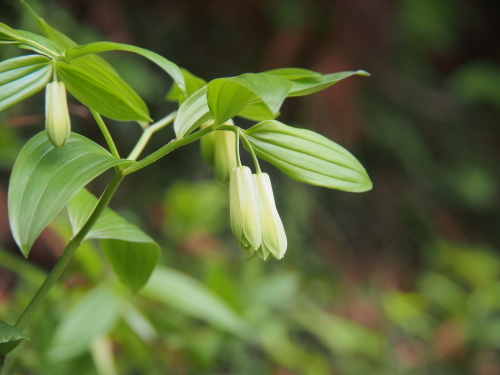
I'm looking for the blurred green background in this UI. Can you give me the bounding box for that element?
[1,0,499,374]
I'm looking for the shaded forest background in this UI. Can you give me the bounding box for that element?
[0,0,499,374]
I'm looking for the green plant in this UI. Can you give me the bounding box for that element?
[0,2,371,372]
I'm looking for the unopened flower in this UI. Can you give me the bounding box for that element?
[45,81,70,148]
[200,120,237,185]
[230,166,262,252]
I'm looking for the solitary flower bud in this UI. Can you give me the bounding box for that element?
[45,81,70,148]
[254,172,287,259]
[230,166,262,252]
[200,120,237,185]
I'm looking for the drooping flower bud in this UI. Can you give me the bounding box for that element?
[45,81,70,148]
[254,172,287,259]
[229,166,262,252]
[200,120,237,185]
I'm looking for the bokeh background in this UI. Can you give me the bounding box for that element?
[1,0,500,374]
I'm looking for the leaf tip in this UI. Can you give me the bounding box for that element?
[20,244,31,258]
[356,70,371,77]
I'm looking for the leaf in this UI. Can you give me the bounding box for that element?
[0,22,21,42]
[166,68,207,104]
[15,30,64,57]
[0,55,52,112]
[207,72,293,126]
[243,120,372,192]
[66,41,185,92]
[8,132,127,257]
[68,189,160,291]
[0,321,29,356]
[173,85,213,139]
[267,69,370,97]
[21,1,150,121]
[56,61,152,122]
[140,266,250,337]
[237,101,279,122]
[48,284,121,362]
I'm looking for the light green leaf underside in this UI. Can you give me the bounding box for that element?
[48,284,121,362]
[66,41,185,93]
[244,120,372,192]
[141,266,250,336]
[0,54,52,113]
[0,320,29,356]
[237,101,279,121]
[174,85,213,138]
[68,189,160,291]
[8,132,127,257]
[207,73,293,126]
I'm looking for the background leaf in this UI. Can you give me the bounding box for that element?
[68,189,160,291]
[243,120,372,192]
[0,321,29,356]
[8,132,126,256]
[173,85,213,138]
[166,68,207,104]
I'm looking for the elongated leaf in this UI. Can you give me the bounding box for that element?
[56,61,151,122]
[0,321,29,356]
[0,22,21,42]
[15,30,63,57]
[66,42,185,92]
[237,101,279,122]
[141,266,250,336]
[166,68,206,104]
[174,85,213,138]
[267,69,370,97]
[48,284,121,361]
[243,120,372,192]
[0,56,52,112]
[68,189,160,291]
[207,73,293,126]
[8,132,127,256]
[21,2,150,121]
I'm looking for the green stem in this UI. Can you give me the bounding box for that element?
[90,110,120,159]
[14,172,124,332]
[123,124,216,175]
[239,132,261,173]
[127,111,177,161]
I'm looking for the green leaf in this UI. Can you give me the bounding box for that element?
[207,72,293,126]
[174,85,213,139]
[15,30,64,57]
[237,101,279,122]
[0,55,52,112]
[66,41,185,92]
[8,132,127,257]
[267,69,370,97]
[140,266,250,337]
[21,2,150,121]
[0,22,21,42]
[166,68,207,104]
[243,120,372,192]
[56,61,151,122]
[0,321,29,356]
[68,189,160,291]
[48,284,121,362]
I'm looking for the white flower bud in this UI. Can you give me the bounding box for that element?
[229,166,262,251]
[45,81,70,148]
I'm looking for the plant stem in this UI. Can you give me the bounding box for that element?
[123,124,216,175]
[127,111,177,161]
[238,132,261,173]
[90,109,120,159]
[14,172,124,332]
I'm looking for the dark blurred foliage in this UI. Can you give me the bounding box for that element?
[1,0,500,374]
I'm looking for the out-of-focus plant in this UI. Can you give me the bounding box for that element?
[0,2,372,372]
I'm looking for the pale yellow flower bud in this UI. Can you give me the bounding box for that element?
[45,81,70,148]
[229,166,262,251]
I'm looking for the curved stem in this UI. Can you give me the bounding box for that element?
[14,172,124,332]
[123,124,216,175]
[239,132,261,173]
[127,111,177,161]
[90,110,120,159]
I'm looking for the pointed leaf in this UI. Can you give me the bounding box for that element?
[166,68,206,104]
[15,30,63,57]
[243,120,372,192]
[0,321,29,356]
[0,22,21,42]
[56,61,151,122]
[68,189,160,291]
[267,69,370,97]
[174,85,213,138]
[141,266,250,336]
[48,284,121,362]
[207,73,293,126]
[8,132,127,256]
[0,55,52,112]
[66,41,185,92]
